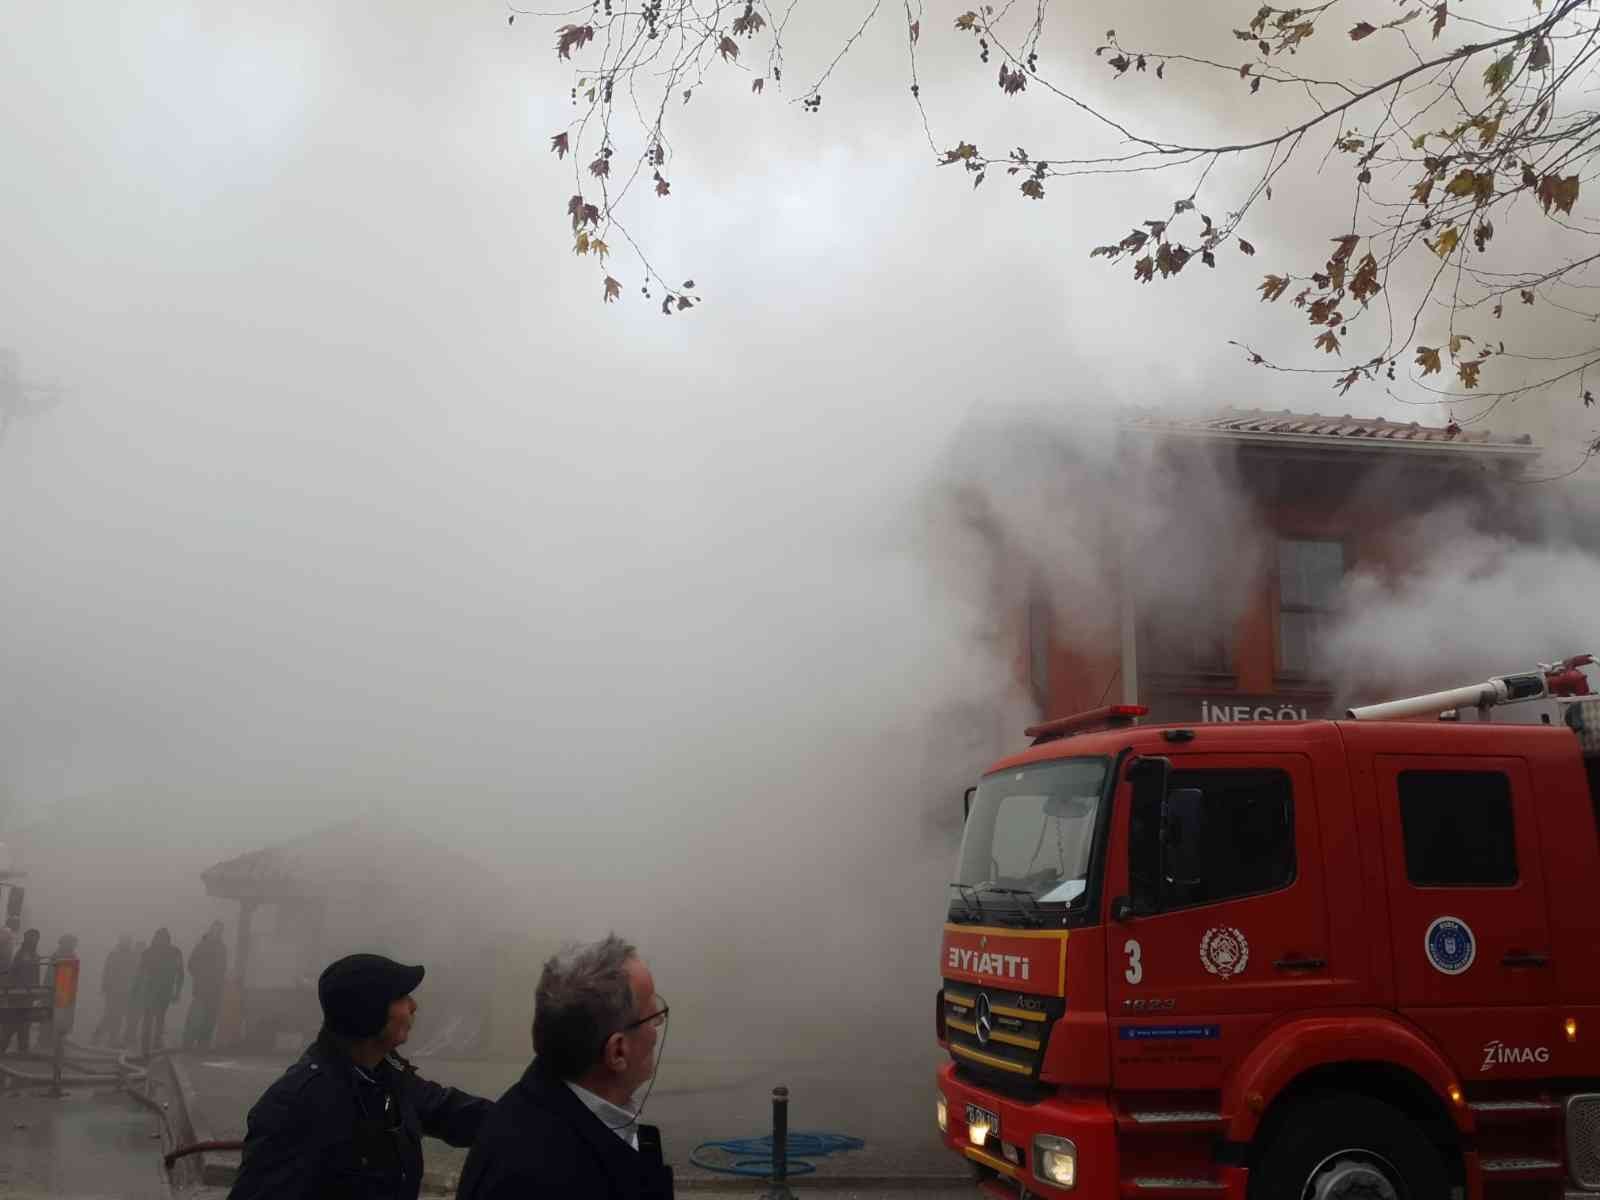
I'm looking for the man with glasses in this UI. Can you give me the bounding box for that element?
[229,953,492,1200]
[457,933,673,1199]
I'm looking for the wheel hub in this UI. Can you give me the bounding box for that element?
[1307,1157,1401,1200]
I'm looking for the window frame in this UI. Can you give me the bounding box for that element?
[1276,537,1347,680]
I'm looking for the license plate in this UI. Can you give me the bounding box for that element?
[965,1104,999,1138]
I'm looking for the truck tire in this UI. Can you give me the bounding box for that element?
[1248,1093,1450,1200]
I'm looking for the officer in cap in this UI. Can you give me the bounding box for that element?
[228,953,492,1200]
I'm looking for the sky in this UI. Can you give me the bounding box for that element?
[2,1,1598,1048]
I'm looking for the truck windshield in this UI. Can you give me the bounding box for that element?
[956,757,1109,904]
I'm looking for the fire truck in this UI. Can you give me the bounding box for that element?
[937,657,1600,1198]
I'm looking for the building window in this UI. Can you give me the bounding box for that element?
[1277,539,1344,677]
[1140,601,1233,677]
[1399,771,1518,887]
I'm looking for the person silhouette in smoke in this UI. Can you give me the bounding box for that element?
[0,929,41,1055]
[133,927,184,1057]
[93,934,138,1047]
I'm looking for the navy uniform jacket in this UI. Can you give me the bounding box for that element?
[228,1033,491,1200]
[456,1060,674,1200]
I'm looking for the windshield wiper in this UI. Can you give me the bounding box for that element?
[970,883,1046,925]
[948,882,986,920]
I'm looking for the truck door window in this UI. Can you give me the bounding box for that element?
[1398,770,1517,887]
[1139,769,1296,912]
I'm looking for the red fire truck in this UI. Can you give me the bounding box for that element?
[937,658,1600,1198]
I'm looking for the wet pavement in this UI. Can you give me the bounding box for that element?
[0,1084,169,1200]
[177,1047,971,1192]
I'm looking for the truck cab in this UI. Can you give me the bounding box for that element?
[937,703,1600,1198]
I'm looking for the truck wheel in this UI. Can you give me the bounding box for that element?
[1249,1094,1449,1200]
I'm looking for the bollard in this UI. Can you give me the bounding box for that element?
[761,1085,795,1200]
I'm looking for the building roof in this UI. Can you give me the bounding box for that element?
[1122,406,1539,457]
[201,819,495,902]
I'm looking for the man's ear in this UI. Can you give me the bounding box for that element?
[603,1031,627,1071]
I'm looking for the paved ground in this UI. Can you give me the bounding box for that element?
[0,1084,170,1200]
[178,1046,972,1191]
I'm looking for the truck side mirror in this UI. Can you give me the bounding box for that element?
[1161,787,1206,890]
[1119,756,1171,920]
[962,786,976,820]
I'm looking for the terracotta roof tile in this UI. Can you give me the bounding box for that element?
[1122,406,1536,451]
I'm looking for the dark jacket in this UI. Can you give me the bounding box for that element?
[456,1060,674,1200]
[102,944,139,999]
[187,933,227,999]
[133,931,184,1008]
[228,1033,491,1200]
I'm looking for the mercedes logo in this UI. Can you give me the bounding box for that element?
[975,993,993,1046]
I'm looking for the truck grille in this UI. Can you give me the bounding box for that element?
[1569,1093,1600,1189]
[942,981,1064,1084]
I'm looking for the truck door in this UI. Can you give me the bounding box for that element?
[1106,753,1334,1092]
[1374,755,1555,1079]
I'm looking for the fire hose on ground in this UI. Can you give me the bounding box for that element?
[688,1085,865,1188]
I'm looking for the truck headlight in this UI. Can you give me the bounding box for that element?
[936,1092,948,1133]
[1032,1134,1076,1189]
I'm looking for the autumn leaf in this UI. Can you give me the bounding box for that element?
[942,142,979,164]
[603,276,621,303]
[1259,274,1291,301]
[1021,178,1045,199]
[1449,333,1473,356]
[1521,289,1536,304]
[1239,239,1256,256]
[589,155,610,179]
[1134,255,1155,282]
[1251,76,1262,94]
[1350,21,1378,40]
[1431,2,1446,37]
[654,171,671,197]
[1314,330,1342,355]
[1458,360,1482,388]
[550,132,570,159]
[1203,249,1216,268]
[1538,173,1580,214]
[1429,227,1460,258]
[1337,368,1362,396]
[955,12,978,31]
[1350,253,1381,303]
[999,65,1028,94]
[909,19,920,43]
[718,36,739,62]
[556,24,595,60]
[590,238,608,261]
[1415,346,1442,375]
[1527,36,1551,71]
[574,230,589,256]
[567,194,600,229]
[1483,53,1514,95]
[1331,234,1360,263]
[1474,221,1494,251]
[1476,114,1501,146]
[731,10,766,36]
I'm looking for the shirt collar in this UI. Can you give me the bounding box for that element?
[565,1081,639,1150]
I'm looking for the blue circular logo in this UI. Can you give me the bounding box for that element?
[1425,916,1476,975]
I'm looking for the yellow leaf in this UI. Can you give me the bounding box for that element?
[1411,132,1429,150]
[1259,274,1291,301]
[1458,360,1481,388]
[1444,169,1478,197]
[1431,227,1460,258]
[574,230,590,255]
[591,238,609,261]
[1415,346,1442,375]
[1449,333,1473,356]
[1476,115,1501,146]
[1483,53,1514,95]
[1412,177,1434,205]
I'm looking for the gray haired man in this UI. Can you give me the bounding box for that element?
[456,934,672,1199]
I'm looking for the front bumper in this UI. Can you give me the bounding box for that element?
[937,1062,1117,1195]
